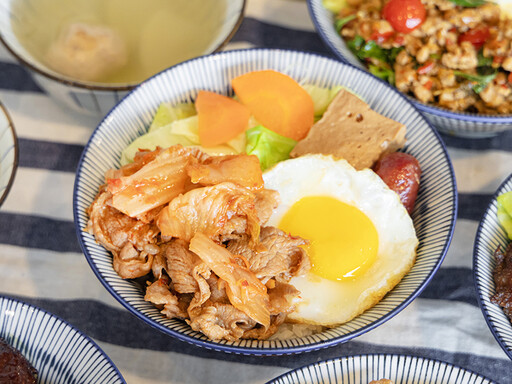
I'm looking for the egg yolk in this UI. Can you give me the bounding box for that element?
[278,196,378,281]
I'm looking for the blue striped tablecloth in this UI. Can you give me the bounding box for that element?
[1,0,511,382]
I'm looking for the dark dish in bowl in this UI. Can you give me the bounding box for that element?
[474,173,512,360]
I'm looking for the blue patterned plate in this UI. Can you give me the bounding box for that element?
[74,49,457,355]
[307,0,512,138]
[0,296,125,383]
[474,174,512,360]
[0,102,17,207]
[266,354,493,384]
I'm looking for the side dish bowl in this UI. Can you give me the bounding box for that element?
[266,354,493,384]
[73,48,457,355]
[0,102,18,207]
[306,0,512,138]
[0,296,125,383]
[474,174,512,360]
[0,0,246,116]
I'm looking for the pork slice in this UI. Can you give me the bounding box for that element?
[164,239,202,294]
[188,303,256,342]
[242,313,287,340]
[254,189,280,225]
[157,182,261,243]
[187,263,212,316]
[145,278,187,319]
[206,274,229,304]
[113,242,154,279]
[189,233,270,328]
[86,189,159,253]
[267,281,301,315]
[227,227,310,282]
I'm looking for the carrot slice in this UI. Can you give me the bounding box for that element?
[231,70,314,141]
[196,90,250,147]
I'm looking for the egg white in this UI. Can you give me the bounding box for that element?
[263,155,418,326]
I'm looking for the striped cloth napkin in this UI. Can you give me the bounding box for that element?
[0,0,511,382]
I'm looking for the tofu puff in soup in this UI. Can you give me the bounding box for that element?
[263,155,418,326]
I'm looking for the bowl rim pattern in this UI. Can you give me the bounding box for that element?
[473,173,512,361]
[73,48,457,355]
[265,353,495,384]
[0,101,18,207]
[0,295,126,383]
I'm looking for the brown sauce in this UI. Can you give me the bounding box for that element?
[491,242,512,320]
[0,338,37,384]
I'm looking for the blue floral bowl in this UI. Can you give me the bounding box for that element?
[74,48,457,355]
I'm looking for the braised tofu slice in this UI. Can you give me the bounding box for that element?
[290,89,406,170]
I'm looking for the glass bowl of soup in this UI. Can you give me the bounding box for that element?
[0,0,246,115]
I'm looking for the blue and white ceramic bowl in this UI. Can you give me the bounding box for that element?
[474,174,512,360]
[0,296,125,383]
[0,0,246,116]
[73,49,457,355]
[307,0,512,138]
[266,354,493,384]
[0,102,17,207]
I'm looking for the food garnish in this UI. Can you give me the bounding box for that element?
[290,89,406,170]
[491,243,512,321]
[448,0,485,7]
[245,126,297,171]
[490,191,512,322]
[86,70,422,341]
[232,70,315,141]
[497,191,512,240]
[382,0,426,33]
[196,91,250,147]
[374,152,422,214]
[331,0,512,114]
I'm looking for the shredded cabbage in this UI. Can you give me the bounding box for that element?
[245,126,297,171]
[322,0,347,13]
[148,102,196,133]
[497,191,512,240]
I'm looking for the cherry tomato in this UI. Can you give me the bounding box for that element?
[374,152,422,214]
[370,30,394,44]
[417,60,435,75]
[382,0,426,34]
[393,35,405,46]
[493,56,504,65]
[458,26,490,50]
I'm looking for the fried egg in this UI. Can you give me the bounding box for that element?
[263,155,418,326]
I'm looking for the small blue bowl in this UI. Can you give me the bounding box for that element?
[74,48,457,355]
[307,0,512,138]
[474,174,512,360]
[0,296,125,383]
[266,354,493,383]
